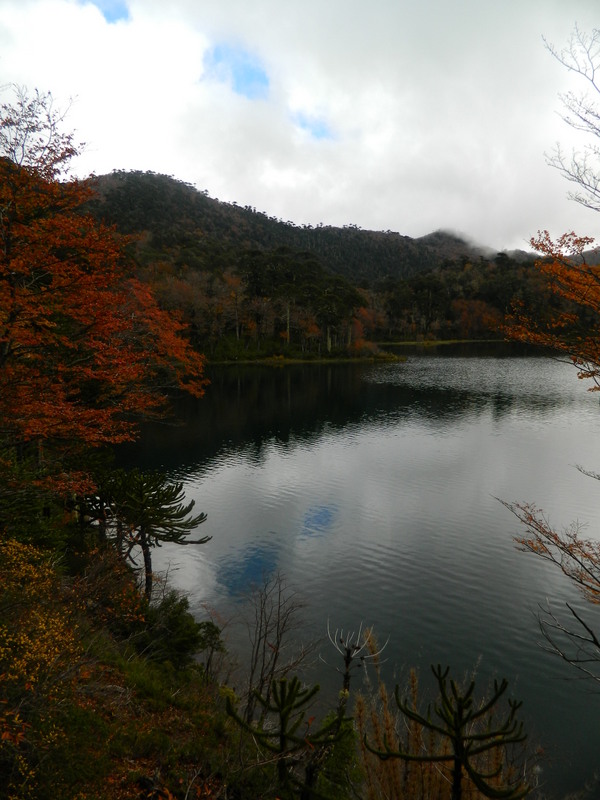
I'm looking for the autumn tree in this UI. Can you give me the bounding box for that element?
[504,231,600,382]
[503,27,600,369]
[502,27,600,685]
[501,493,600,682]
[504,26,600,363]
[0,537,83,798]
[0,86,207,498]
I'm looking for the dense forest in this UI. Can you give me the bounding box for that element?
[87,171,544,359]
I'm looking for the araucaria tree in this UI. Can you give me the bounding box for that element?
[227,675,349,799]
[0,86,207,496]
[84,468,210,600]
[365,665,530,800]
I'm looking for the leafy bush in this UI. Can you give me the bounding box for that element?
[135,591,215,669]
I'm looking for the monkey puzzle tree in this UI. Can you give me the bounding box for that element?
[0,86,207,499]
[83,468,210,600]
[119,470,209,601]
[227,675,349,800]
[365,664,530,800]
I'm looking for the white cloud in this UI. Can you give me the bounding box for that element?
[1,0,599,249]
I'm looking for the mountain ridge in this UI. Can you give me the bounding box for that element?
[89,170,535,283]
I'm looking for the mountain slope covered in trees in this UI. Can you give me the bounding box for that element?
[86,170,546,357]
[90,170,528,284]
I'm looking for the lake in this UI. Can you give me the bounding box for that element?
[120,344,600,797]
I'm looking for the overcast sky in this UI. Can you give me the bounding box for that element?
[1,0,599,251]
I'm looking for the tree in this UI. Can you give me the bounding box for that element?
[227,675,349,799]
[0,86,207,494]
[502,25,600,693]
[505,230,600,385]
[503,27,600,382]
[365,664,530,800]
[411,272,450,337]
[501,490,600,683]
[544,26,600,212]
[324,621,387,698]
[0,537,83,797]
[83,468,210,600]
[242,572,315,724]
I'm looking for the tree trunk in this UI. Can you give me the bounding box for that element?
[452,756,462,800]
[140,528,153,600]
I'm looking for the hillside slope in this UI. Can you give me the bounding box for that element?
[89,170,513,283]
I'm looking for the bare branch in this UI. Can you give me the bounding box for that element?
[537,600,600,684]
[502,493,600,684]
[543,27,600,211]
[500,497,600,602]
[242,572,317,723]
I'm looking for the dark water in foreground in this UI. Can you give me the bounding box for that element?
[121,345,600,797]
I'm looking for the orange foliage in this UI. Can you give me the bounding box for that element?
[502,498,600,604]
[505,230,600,388]
[354,305,383,338]
[0,534,227,799]
[503,229,600,687]
[0,89,207,487]
[452,298,502,338]
[0,538,81,693]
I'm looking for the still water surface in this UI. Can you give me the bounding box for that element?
[122,345,600,796]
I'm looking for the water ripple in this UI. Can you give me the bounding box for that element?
[130,355,600,797]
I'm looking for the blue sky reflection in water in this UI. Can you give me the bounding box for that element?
[301,505,338,536]
[127,350,600,796]
[215,540,279,597]
[213,505,338,597]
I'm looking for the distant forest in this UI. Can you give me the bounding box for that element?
[88,170,546,358]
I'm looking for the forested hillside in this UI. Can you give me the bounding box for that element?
[87,170,544,358]
[90,170,501,282]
